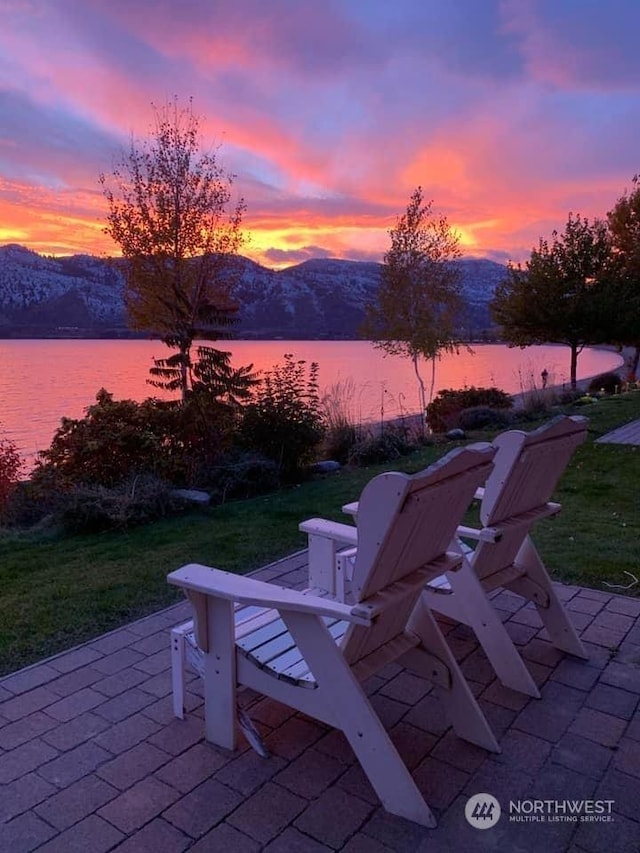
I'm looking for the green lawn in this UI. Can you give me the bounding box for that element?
[1,392,639,677]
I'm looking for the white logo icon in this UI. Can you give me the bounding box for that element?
[465,793,501,829]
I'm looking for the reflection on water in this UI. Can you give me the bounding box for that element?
[0,339,623,463]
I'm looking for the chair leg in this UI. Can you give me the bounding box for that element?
[171,624,187,720]
[283,611,437,828]
[424,569,540,698]
[340,692,437,827]
[307,534,339,596]
[201,598,238,750]
[511,538,588,660]
[406,600,501,753]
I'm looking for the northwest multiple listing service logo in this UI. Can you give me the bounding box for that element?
[464,795,616,829]
[465,794,501,829]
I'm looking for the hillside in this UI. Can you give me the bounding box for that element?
[0,245,507,339]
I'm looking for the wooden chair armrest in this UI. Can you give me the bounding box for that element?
[456,501,560,545]
[299,518,358,546]
[168,563,371,625]
[363,553,462,616]
[456,524,502,543]
[341,501,359,517]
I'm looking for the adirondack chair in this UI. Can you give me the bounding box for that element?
[168,444,498,828]
[423,415,589,697]
[326,415,589,698]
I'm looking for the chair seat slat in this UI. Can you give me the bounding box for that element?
[246,616,338,664]
[275,620,350,684]
[236,615,288,652]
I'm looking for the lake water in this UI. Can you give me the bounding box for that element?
[0,339,623,465]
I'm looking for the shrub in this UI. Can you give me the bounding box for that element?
[426,387,513,433]
[0,432,22,515]
[170,388,239,486]
[32,388,238,490]
[348,427,413,466]
[557,389,584,405]
[238,355,325,482]
[59,475,177,533]
[322,423,359,464]
[33,389,181,487]
[587,372,622,395]
[457,406,513,431]
[1,469,67,529]
[206,452,279,502]
[321,378,360,463]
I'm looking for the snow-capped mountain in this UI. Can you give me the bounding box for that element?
[233,258,388,338]
[0,245,126,334]
[0,245,507,338]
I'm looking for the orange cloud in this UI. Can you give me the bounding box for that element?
[2,0,639,271]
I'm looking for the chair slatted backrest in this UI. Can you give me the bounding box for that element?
[471,415,588,581]
[342,444,496,666]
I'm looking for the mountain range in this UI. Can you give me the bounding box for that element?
[0,244,507,339]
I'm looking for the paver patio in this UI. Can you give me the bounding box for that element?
[596,417,640,446]
[1,549,639,852]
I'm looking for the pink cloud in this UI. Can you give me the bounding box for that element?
[1,0,640,269]
[501,0,640,90]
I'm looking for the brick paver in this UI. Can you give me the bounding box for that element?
[585,682,639,719]
[97,776,180,833]
[293,787,372,849]
[35,774,119,830]
[162,778,244,838]
[0,711,58,750]
[0,773,57,824]
[39,741,112,787]
[569,706,628,748]
[45,687,106,722]
[47,647,103,675]
[93,687,157,723]
[274,748,346,799]
[0,738,58,784]
[110,817,191,853]
[0,686,61,722]
[551,732,613,780]
[600,660,640,693]
[188,822,260,852]
[0,552,638,851]
[93,712,162,754]
[0,810,58,853]
[93,668,150,699]
[46,667,104,698]
[360,809,431,851]
[35,814,124,853]
[0,665,61,696]
[154,742,231,794]
[40,711,110,752]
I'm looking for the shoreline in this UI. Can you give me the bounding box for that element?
[2,341,625,464]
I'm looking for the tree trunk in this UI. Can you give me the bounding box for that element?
[180,344,190,403]
[412,352,427,436]
[629,346,640,381]
[428,356,437,407]
[570,345,578,390]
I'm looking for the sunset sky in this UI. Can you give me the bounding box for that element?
[2,0,640,269]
